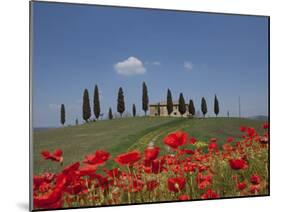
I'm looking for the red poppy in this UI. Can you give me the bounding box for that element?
[130,179,145,192]
[83,150,110,165]
[259,135,269,144]
[208,143,218,152]
[62,162,80,175]
[197,173,212,189]
[34,174,67,209]
[229,159,247,170]
[262,122,269,129]
[247,127,256,137]
[114,150,141,166]
[144,146,160,161]
[167,177,186,192]
[226,137,234,143]
[250,174,261,185]
[104,168,121,179]
[183,149,195,155]
[179,194,189,200]
[236,182,247,190]
[93,174,113,190]
[41,149,63,163]
[201,189,219,199]
[163,131,188,149]
[146,180,159,191]
[240,126,247,132]
[249,185,260,194]
[184,162,197,173]
[151,158,165,174]
[209,138,217,143]
[189,137,197,144]
[78,164,98,177]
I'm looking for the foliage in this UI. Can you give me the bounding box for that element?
[60,104,65,125]
[142,82,149,116]
[117,87,125,117]
[188,99,195,116]
[201,97,207,117]
[214,95,219,117]
[166,89,173,116]
[82,89,91,122]
[94,85,101,120]
[178,93,186,116]
[108,108,113,120]
[132,104,136,117]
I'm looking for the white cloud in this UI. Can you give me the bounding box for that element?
[114,57,146,76]
[184,61,193,70]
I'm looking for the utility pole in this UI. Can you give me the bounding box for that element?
[238,96,241,118]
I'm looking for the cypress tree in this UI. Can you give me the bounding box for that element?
[82,89,91,122]
[189,99,195,116]
[60,104,65,125]
[178,93,186,117]
[117,87,125,117]
[132,104,136,117]
[93,84,101,120]
[108,107,113,120]
[166,89,173,116]
[142,82,149,116]
[214,95,219,117]
[201,97,207,118]
[157,103,161,116]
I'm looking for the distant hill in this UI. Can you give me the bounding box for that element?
[248,115,268,121]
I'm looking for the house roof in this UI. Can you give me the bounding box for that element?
[149,101,188,106]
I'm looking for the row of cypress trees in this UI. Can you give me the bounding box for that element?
[165,89,219,117]
[60,82,220,125]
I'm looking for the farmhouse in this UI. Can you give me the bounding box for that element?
[149,101,189,117]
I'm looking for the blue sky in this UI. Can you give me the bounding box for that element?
[32,2,269,127]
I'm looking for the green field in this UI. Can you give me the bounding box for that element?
[33,117,265,174]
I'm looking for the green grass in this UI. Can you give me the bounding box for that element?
[33,117,265,174]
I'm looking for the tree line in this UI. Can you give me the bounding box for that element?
[60,82,220,125]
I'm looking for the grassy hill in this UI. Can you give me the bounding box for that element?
[33,117,265,174]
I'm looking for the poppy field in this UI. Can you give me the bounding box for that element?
[33,121,269,210]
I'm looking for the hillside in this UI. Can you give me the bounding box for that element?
[33,117,265,174]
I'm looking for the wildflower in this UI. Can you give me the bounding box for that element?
[236,182,247,191]
[114,150,141,166]
[208,143,218,152]
[249,185,260,194]
[189,137,197,144]
[210,138,217,143]
[167,177,186,192]
[250,174,261,185]
[144,146,160,161]
[146,180,159,191]
[41,149,63,163]
[164,131,188,149]
[240,126,247,132]
[83,150,110,165]
[179,194,190,200]
[262,122,269,129]
[201,189,219,199]
[226,137,234,143]
[229,158,247,170]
